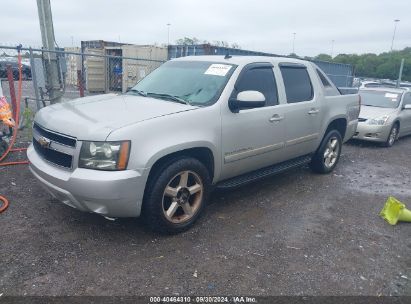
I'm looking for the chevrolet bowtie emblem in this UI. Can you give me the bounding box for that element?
[38,136,51,148]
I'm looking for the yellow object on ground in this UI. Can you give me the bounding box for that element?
[380,196,411,225]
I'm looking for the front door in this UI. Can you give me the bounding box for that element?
[399,92,411,136]
[220,63,287,180]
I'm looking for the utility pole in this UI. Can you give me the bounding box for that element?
[292,32,296,54]
[396,58,404,88]
[390,19,400,52]
[167,23,171,46]
[36,0,62,103]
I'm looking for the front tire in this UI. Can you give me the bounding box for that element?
[142,157,211,234]
[310,130,342,174]
[384,124,398,147]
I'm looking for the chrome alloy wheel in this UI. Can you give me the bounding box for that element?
[162,170,203,224]
[388,126,397,146]
[323,137,340,169]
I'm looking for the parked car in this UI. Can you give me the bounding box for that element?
[353,87,411,147]
[359,80,396,89]
[28,56,360,233]
[0,60,31,80]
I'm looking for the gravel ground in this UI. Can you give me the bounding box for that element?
[0,136,410,296]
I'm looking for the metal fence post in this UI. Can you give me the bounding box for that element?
[29,47,42,110]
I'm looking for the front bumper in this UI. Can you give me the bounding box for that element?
[27,144,148,218]
[352,122,391,143]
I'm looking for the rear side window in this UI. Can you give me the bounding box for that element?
[280,65,314,103]
[403,93,411,106]
[235,67,278,106]
[316,69,332,87]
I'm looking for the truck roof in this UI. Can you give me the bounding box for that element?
[172,55,313,67]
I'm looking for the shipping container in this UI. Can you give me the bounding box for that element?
[64,47,81,87]
[168,44,354,87]
[84,48,106,92]
[80,40,128,93]
[105,45,167,93]
[80,40,126,52]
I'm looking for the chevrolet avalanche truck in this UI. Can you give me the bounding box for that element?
[28,56,360,233]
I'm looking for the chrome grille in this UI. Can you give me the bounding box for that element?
[33,123,76,147]
[32,123,77,169]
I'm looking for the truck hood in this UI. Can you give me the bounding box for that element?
[359,105,397,120]
[34,94,199,140]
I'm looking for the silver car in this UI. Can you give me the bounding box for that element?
[354,87,411,146]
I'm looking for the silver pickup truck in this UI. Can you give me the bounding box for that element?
[28,56,360,233]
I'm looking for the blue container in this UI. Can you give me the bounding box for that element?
[168,44,353,87]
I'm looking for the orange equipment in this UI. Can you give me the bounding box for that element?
[0,96,15,128]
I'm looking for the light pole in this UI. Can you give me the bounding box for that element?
[390,19,400,52]
[331,40,335,58]
[292,32,296,54]
[167,23,171,46]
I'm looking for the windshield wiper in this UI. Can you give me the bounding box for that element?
[128,89,147,97]
[146,92,189,105]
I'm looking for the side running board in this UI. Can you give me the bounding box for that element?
[216,155,312,189]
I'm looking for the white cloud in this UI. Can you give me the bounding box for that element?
[0,0,409,56]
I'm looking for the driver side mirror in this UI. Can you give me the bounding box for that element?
[404,104,411,110]
[229,90,266,112]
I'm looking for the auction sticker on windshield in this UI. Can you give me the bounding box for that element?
[385,93,399,99]
[204,64,232,76]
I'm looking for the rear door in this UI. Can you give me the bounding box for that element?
[278,63,322,158]
[220,63,287,180]
[399,92,411,135]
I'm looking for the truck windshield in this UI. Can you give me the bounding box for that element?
[129,61,236,106]
[360,90,402,108]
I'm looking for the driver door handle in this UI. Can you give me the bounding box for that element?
[269,114,284,122]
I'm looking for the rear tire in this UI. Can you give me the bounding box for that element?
[142,157,210,234]
[383,124,398,147]
[310,130,342,174]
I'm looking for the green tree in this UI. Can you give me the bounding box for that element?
[314,54,333,61]
[325,48,411,82]
[175,37,200,45]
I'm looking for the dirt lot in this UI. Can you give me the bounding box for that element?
[0,136,410,296]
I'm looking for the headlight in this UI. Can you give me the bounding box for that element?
[79,141,130,171]
[367,116,389,125]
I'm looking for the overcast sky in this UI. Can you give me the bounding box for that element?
[1,0,410,57]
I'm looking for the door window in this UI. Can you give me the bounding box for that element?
[403,93,411,106]
[235,66,278,106]
[280,65,314,103]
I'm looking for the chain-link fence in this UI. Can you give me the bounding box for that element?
[0,45,166,113]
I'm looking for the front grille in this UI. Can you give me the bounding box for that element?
[33,123,76,147]
[33,138,73,168]
[358,118,367,122]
